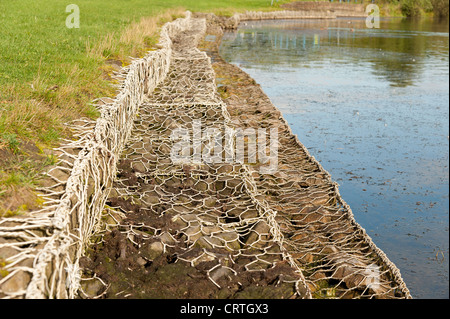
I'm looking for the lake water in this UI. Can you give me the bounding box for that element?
[219,17,449,299]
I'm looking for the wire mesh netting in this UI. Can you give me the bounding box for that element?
[77,16,310,299]
[78,15,411,299]
[0,12,411,299]
[199,17,412,298]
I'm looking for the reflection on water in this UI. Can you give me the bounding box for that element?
[222,18,449,88]
[220,17,449,298]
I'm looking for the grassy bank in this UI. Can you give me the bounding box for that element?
[0,1,296,215]
[376,0,449,17]
[284,0,448,17]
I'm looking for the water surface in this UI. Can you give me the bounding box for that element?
[220,17,449,299]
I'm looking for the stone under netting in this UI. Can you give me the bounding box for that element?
[0,12,411,299]
[78,16,410,299]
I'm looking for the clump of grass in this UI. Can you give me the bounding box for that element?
[400,0,433,17]
[0,204,28,218]
[0,257,9,278]
[0,158,45,190]
[87,8,186,63]
[312,280,336,299]
[0,133,20,154]
[431,0,449,17]
[377,0,443,17]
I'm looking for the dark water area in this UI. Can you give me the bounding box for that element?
[219,17,449,299]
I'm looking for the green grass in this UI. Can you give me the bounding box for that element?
[0,0,291,87]
[0,0,294,208]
